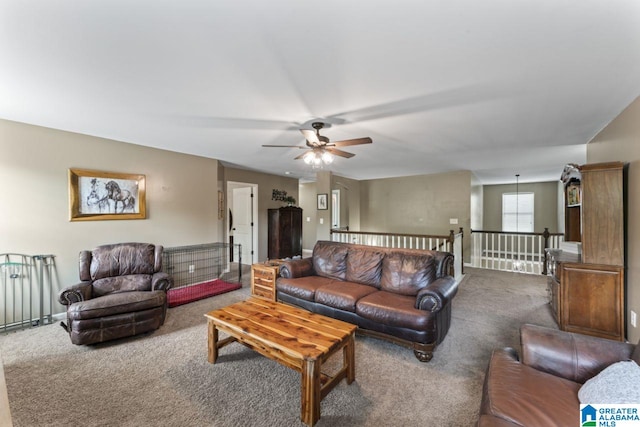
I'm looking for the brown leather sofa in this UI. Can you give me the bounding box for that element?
[478,324,640,426]
[58,242,173,345]
[276,240,457,362]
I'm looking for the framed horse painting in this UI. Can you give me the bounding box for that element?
[68,168,146,221]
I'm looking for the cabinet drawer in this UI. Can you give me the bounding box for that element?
[253,283,275,300]
[254,276,274,287]
[254,269,275,280]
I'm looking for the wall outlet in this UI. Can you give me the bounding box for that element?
[449,218,458,225]
[631,310,637,328]
[188,265,195,273]
[319,218,324,224]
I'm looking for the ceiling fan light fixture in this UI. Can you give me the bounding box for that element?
[321,150,334,164]
[303,151,315,164]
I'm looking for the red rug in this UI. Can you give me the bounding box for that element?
[167,279,242,307]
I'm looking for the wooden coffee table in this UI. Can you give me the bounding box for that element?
[205,298,356,426]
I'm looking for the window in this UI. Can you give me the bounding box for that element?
[502,193,534,232]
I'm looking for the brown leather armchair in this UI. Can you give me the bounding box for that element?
[58,242,173,345]
[478,324,640,426]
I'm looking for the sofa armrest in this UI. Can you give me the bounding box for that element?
[152,272,173,292]
[58,282,93,305]
[520,323,636,384]
[415,276,458,312]
[279,258,314,279]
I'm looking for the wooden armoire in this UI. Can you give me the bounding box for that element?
[267,206,302,259]
[547,162,626,341]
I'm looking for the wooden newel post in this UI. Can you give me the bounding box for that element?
[542,227,550,276]
[459,227,464,275]
[448,230,455,252]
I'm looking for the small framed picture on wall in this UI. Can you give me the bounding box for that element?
[317,193,328,210]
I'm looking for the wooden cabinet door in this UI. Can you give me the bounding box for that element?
[561,263,624,341]
[580,162,624,265]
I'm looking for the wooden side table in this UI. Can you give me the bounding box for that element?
[251,262,281,301]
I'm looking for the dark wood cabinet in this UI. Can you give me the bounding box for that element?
[268,207,302,259]
[580,163,625,266]
[560,263,624,340]
[548,162,625,341]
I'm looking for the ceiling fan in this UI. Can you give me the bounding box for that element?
[262,122,372,166]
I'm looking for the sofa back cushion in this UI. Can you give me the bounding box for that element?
[312,241,348,280]
[380,252,437,296]
[92,274,153,297]
[80,243,157,297]
[89,243,156,280]
[632,342,640,365]
[346,247,384,288]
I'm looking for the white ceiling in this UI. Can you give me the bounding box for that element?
[1,1,639,184]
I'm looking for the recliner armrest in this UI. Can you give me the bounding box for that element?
[279,258,314,279]
[520,323,636,384]
[415,276,458,312]
[58,281,93,305]
[152,272,173,291]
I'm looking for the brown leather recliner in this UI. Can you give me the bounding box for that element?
[58,242,173,345]
[478,324,640,426]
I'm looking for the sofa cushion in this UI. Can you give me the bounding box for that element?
[578,360,640,404]
[67,290,166,320]
[633,343,640,364]
[346,248,384,287]
[276,276,334,302]
[92,274,152,297]
[315,281,378,312]
[356,291,432,330]
[482,348,580,427]
[90,243,156,280]
[312,241,348,280]
[380,252,436,296]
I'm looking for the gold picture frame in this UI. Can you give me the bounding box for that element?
[69,168,146,221]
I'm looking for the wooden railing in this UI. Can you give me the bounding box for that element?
[330,228,464,280]
[470,228,564,275]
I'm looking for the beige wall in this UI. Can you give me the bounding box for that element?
[482,181,560,233]
[0,119,222,314]
[359,170,471,234]
[359,170,471,261]
[470,173,483,231]
[332,175,361,231]
[586,95,640,343]
[222,167,299,262]
[299,181,318,251]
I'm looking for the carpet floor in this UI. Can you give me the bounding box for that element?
[0,267,557,426]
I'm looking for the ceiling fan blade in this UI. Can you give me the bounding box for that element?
[262,144,307,148]
[301,129,320,145]
[330,137,372,147]
[326,148,355,158]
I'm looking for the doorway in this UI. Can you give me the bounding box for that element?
[227,182,258,265]
[332,189,340,229]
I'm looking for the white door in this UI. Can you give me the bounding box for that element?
[232,186,254,265]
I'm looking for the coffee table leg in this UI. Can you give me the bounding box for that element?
[301,358,321,426]
[345,333,355,384]
[208,320,218,364]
